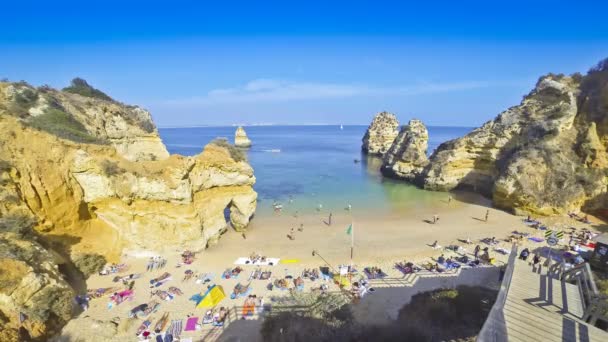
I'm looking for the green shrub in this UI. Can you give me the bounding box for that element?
[26,286,73,323]
[210,138,247,162]
[28,108,105,144]
[0,160,11,172]
[8,87,38,118]
[62,78,114,102]
[261,286,497,342]
[0,213,37,237]
[100,160,125,176]
[73,253,107,278]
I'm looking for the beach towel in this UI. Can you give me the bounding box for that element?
[185,317,198,331]
[280,259,299,264]
[169,319,182,338]
[528,237,544,243]
[363,268,387,279]
[230,286,252,299]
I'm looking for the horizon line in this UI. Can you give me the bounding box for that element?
[158,123,477,129]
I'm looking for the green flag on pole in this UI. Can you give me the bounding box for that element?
[346,224,352,235]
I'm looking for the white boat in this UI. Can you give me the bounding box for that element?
[340,124,343,130]
[263,149,281,153]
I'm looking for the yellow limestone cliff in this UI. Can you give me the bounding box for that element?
[0,79,257,340]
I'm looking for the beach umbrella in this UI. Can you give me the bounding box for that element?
[196,285,226,308]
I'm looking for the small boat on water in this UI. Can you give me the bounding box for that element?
[263,149,281,153]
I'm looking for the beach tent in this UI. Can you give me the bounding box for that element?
[196,285,226,308]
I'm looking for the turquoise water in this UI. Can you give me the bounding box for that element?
[159,125,472,215]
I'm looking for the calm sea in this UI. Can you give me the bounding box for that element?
[159,125,472,215]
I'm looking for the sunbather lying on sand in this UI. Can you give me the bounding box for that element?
[203,310,214,324]
[222,267,243,279]
[395,261,419,274]
[294,276,304,289]
[274,278,289,289]
[213,307,227,326]
[150,272,171,285]
[150,290,174,301]
[99,263,129,275]
[168,286,183,296]
[181,250,195,265]
[364,266,385,279]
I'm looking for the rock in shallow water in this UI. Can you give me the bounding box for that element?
[234,126,252,147]
[381,119,429,182]
[362,111,399,156]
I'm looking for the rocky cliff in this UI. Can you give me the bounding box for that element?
[381,119,429,181]
[234,126,252,147]
[362,111,400,155]
[0,79,257,338]
[413,59,608,215]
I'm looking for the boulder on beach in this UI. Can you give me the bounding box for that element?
[362,111,399,156]
[234,126,252,147]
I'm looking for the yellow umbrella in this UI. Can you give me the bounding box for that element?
[196,285,226,308]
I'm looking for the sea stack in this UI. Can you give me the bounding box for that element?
[361,111,399,155]
[381,119,429,181]
[234,126,252,147]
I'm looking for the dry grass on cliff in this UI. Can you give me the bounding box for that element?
[28,108,105,144]
[209,138,247,162]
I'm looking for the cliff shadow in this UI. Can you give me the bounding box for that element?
[38,234,89,294]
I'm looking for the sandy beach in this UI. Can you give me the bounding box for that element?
[57,193,607,341]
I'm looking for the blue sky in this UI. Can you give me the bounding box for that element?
[1,1,607,127]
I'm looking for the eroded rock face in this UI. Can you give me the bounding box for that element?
[0,80,259,339]
[416,62,608,215]
[0,230,74,341]
[381,119,429,181]
[234,126,252,147]
[362,111,399,155]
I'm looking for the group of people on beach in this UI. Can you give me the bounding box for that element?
[146,257,167,272]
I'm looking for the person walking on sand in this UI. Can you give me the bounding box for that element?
[298,223,304,232]
[485,209,489,222]
[432,214,439,224]
[448,196,452,205]
[474,245,481,261]
[328,212,332,226]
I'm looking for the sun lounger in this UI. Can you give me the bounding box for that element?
[528,237,544,243]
